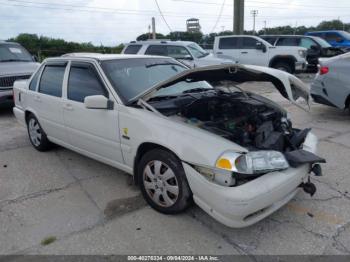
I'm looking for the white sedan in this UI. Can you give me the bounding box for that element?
[13,54,325,228]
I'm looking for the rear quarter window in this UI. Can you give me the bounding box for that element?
[39,64,66,97]
[124,45,142,54]
[29,68,41,91]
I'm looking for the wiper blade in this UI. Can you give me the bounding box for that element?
[148,95,178,102]
[145,62,180,68]
[182,88,210,94]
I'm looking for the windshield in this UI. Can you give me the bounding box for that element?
[313,37,331,48]
[101,58,188,103]
[187,43,209,58]
[340,31,350,40]
[0,43,33,62]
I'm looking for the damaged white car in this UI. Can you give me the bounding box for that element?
[13,54,325,228]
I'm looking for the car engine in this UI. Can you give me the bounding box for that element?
[149,90,305,152]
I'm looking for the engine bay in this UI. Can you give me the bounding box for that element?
[149,90,307,152]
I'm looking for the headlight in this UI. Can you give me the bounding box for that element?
[298,50,306,58]
[216,151,289,175]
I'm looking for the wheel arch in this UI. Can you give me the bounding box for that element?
[269,55,296,72]
[133,142,182,185]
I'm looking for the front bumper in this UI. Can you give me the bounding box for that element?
[183,132,318,228]
[295,61,307,72]
[0,88,13,104]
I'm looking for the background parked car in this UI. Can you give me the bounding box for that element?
[260,35,344,72]
[305,30,350,51]
[0,40,39,106]
[213,35,307,73]
[121,40,235,68]
[311,52,350,111]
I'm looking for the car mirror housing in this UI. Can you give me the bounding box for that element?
[84,95,112,110]
[256,42,267,53]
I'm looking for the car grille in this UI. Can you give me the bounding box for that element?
[0,75,31,87]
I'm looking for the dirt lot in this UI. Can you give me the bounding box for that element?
[1,75,350,255]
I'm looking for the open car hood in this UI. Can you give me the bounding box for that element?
[139,64,310,111]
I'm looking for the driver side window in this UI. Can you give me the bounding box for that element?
[300,38,316,49]
[167,46,191,59]
[68,62,108,103]
[241,37,259,49]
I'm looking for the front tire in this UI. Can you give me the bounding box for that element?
[138,149,192,214]
[272,62,293,73]
[27,114,52,151]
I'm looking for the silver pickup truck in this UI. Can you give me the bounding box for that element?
[0,41,39,106]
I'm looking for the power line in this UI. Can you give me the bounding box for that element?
[210,0,226,33]
[154,0,172,32]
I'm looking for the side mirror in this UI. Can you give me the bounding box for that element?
[32,55,39,62]
[84,95,113,110]
[256,42,267,52]
[310,45,319,50]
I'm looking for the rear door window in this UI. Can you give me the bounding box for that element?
[39,64,66,97]
[276,37,299,46]
[124,45,142,54]
[218,37,239,49]
[145,45,168,56]
[68,62,108,103]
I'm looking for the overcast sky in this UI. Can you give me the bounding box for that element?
[1,0,350,46]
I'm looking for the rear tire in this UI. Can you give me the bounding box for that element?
[26,114,52,151]
[272,62,293,73]
[138,149,192,214]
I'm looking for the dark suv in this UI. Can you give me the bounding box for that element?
[260,35,344,71]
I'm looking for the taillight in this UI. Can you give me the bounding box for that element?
[319,66,329,75]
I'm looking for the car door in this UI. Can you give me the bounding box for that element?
[62,61,124,164]
[215,37,241,61]
[239,37,268,66]
[34,62,67,143]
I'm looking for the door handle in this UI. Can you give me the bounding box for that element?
[216,52,223,55]
[63,103,73,111]
[241,52,248,54]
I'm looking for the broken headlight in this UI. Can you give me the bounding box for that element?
[216,151,289,175]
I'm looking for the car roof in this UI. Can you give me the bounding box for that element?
[45,53,170,62]
[126,40,195,46]
[0,40,21,45]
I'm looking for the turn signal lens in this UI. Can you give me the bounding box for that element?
[216,158,232,170]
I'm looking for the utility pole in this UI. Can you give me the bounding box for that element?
[263,20,267,34]
[251,10,258,35]
[234,0,244,35]
[152,17,156,40]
